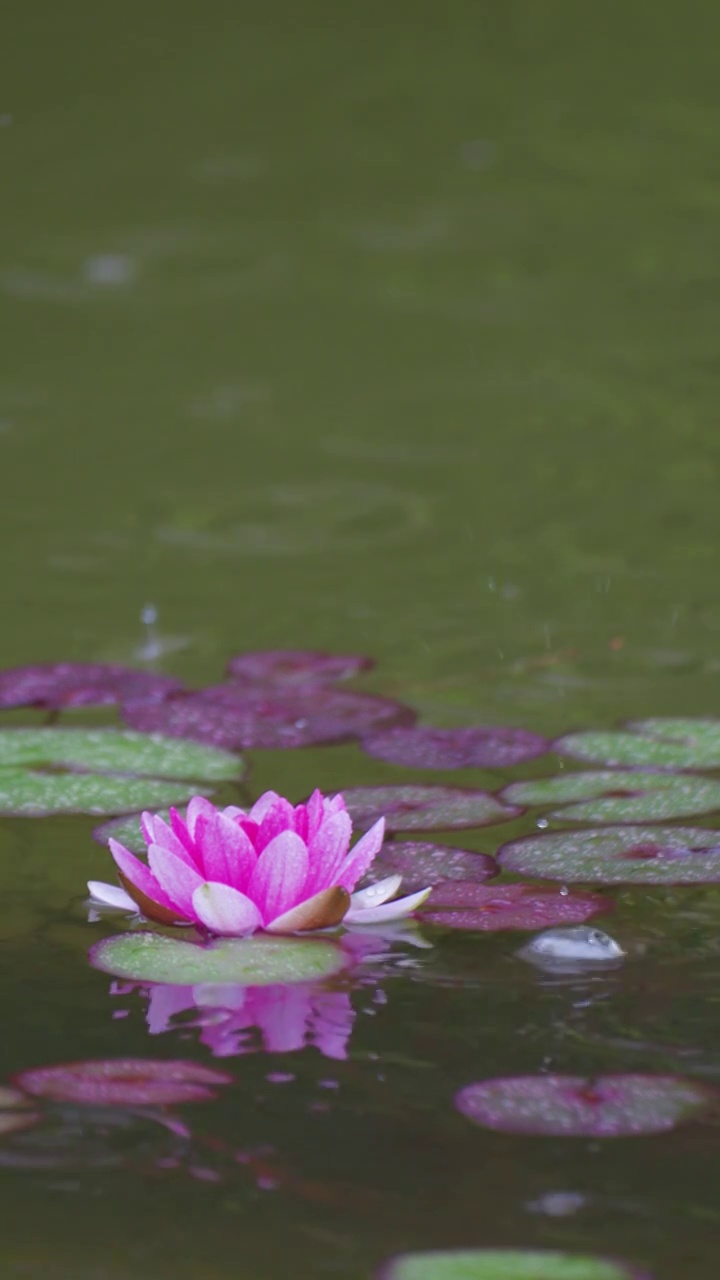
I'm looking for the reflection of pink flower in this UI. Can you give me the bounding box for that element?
[89,790,430,936]
[114,980,356,1060]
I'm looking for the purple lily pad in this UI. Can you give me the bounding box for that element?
[377,1248,653,1280]
[362,725,549,770]
[342,785,521,833]
[501,771,720,823]
[123,686,414,751]
[14,1059,233,1107]
[418,882,612,931]
[498,825,720,884]
[366,841,498,891]
[0,663,183,710]
[455,1073,717,1136]
[226,649,374,686]
[554,718,720,771]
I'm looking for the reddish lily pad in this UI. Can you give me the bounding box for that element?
[0,662,182,709]
[498,825,720,884]
[123,686,414,750]
[418,882,611,931]
[501,771,720,823]
[555,719,720,771]
[455,1073,716,1136]
[226,649,374,686]
[362,725,549,770]
[14,1059,233,1107]
[367,841,498,891]
[378,1249,652,1280]
[342,785,521,833]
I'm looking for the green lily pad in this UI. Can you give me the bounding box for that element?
[499,825,720,884]
[555,719,720,770]
[501,771,720,823]
[0,729,243,816]
[377,1249,650,1280]
[0,728,242,781]
[89,932,350,986]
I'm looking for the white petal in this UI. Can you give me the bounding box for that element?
[349,875,403,911]
[87,881,137,912]
[343,885,432,926]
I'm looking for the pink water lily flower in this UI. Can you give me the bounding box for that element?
[88,790,431,936]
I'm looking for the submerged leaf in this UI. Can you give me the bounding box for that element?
[0,662,182,710]
[226,649,374,685]
[555,719,720,770]
[455,1074,716,1136]
[378,1248,652,1280]
[367,841,498,891]
[498,825,720,884]
[89,932,349,986]
[0,728,242,780]
[14,1059,232,1106]
[418,882,612,931]
[362,725,549,770]
[342,785,521,833]
[501,771,720,823]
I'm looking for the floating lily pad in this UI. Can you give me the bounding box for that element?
[362,725,549,770]
[501,771,720,823]
[0,769,209,818]
[93,809,177,851]
[367,841,498,891]
[455,1074,716,1136]
[123,687,414,750]
[0,662,183,709]
[0,1086,41,1137]
[342,785,521,833]
[418,883,611,931]
[0,728,242,781]
[378,1248,652,1280]
[89,932,350,986]
[226,649,374,685]
[498,825,720,884]
[555,719,720,770]
[14,1059,233,1106]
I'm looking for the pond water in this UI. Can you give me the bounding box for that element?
[3,2,720,1276]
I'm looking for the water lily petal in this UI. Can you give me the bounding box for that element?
[305,788,326,840]
[87,881,137,912]
[191,882,264,936]
[348,874,403,910]
[249,791,282,823]
[169,806,197,857]
[248,830,310,920]
[266,885,351,933]
[185,795,219,842]
[305,809,353,896]
[109,838,178,913]
[337,818,386,891]
[194,809,257,886]
[343,884,432,925]
[148,843,205,917]
[142,811,199,868]
[256,797,298,852]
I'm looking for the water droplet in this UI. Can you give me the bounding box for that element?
[559,884,569,896]
[536,817,549,830]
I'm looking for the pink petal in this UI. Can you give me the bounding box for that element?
[142,812,199,869]
[87,881,137,911]
[148,843,205,917]
[169,807,198,857]
[256,797,298,852]
[337,818,386,891]
[305,789,326,840]
[109,839,178,913]
[191,883,264,936]
[346,874,403,911]
[248,791,282,823]
[194,809,257,886]
[304,809,353,897]
[185,796,220,842]
[293,803,309,841]
[253,986,310,1053]
[248,830,309,921]
[343,884,432,925]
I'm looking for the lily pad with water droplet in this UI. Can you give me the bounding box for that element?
[342,785,521,833]
[0,662,183,709]
[362,725,549,770]
[418,882,612,931]
[226,649,374,686]
[89,932,350,986]
[501,771,720,823]
[555,719,720,771]
[455,1073,716,1136]
[378,1249,652,1280]
[123,686,414,750]
[0,769,210,818]
[366,841,498,891]
[498,825,720,884]
[14,1059,232,1106]
[0,728,242,781]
